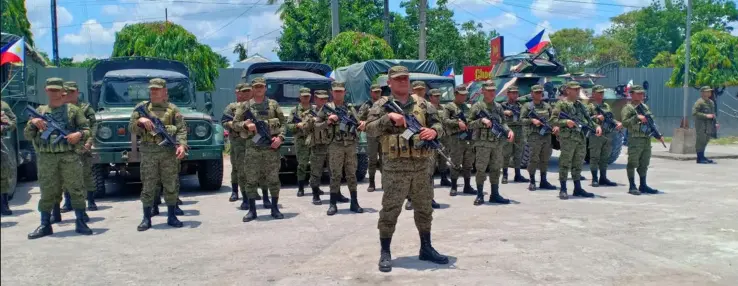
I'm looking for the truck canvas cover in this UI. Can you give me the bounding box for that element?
[333,60,440,103]
[240,62,333,83]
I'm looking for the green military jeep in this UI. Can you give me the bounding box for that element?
[88,57,225,196]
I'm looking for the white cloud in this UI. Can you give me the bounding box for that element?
[730,22,738,36]
[453,0,502,10]
[595,22,612,35]
[62,20,134,45]
[530,0,596,20]
[72,54,105,62]
[102,5,126,16]
[27,0,73,38]
[481,12,519,31]
[534,20,554,35]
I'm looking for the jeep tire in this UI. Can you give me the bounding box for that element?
[198,158,224,190]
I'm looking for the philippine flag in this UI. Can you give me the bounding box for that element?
[1,38,25,66]
[525,29,551,54]
[442,67,455,78]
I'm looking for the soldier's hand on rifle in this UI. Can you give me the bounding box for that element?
[358,121,367,131]
[566,120,576,128]
[388,113,405,127]
[553,126,560,136]
[595,126,603,137]
[270,137,283,149]
[616,121,623,130]
[507,130,515,143]
[706,114,715,119]
[458,120,467,131]
[637,114,647,124]
[84,142,92,151]
[328,114,339,124]
[419,127,437,140]
[137,117,154,131]
[31,118,47,131]
[243,120,256,132]
[596,114,605,121]
[481,118,492,128]
[176,145,187,159]
[65,131,83,145]
[532,118,542,126]
[504,110,513,116]
[297,122,306,129]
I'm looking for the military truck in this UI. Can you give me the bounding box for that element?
[88,57,225,196]
[239,62,369,181]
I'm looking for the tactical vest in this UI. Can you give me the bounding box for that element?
[527,102,552,136]
[309,104,334,146]
[380,95,433,159]
[330,103,358,144]
[473,102,505,142]
[33,104,79,153]
[238,100,281,140]
[138,101,178,145]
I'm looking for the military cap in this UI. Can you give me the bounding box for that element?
[45,77,64,90]
[507,85,519,92]
[299,87,311,96]
[429,89,442,96]
[235,83,246,91]
[700,86,713,92]
[630,85,645,93]
[412,81,426,89]
[592,85,605,93]
[483,80,497,90]
[455,85,469,95]
[63,81,78,91]
[331,81,346,91]
[239,83,252,91]
[315,90,329,99]
[531,85,543,92]
[149,78,166,89]
[565,81,581,89]
[370,84,381,92]
[388,66,409,78]
[251,77,266,87]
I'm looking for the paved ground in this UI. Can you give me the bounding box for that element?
[2,143,738,286]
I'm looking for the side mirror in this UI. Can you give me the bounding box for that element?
[204,91,213,109]
[643,81,649,90]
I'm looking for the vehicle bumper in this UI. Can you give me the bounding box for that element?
[91,147,223,164]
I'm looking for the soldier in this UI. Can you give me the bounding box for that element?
[305,90,333,205]
[26,78,93,239]
[405,82,442,211]
[233,77,286,222]
[621,85,659,195]
[286,87,314,197]
[1,100,17,216]
[367,66,448,273]
[470,81,514,205]
[443,85,476,196]
[551,81,602,200]
[357,84,384,192]
[129,78,188,231]
[501,86,529,184]
[428,89,452,188]
[587,85,622,186]
[223,83,250,208]
[324,81,364,215]
[520,84,559,191]
[692,86,719,164]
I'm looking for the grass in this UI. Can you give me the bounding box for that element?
[652,136,738,145]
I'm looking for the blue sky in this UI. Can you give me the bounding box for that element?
[23,0,736,66]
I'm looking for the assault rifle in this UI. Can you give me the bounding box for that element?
[382,100,455,168]
[24,105,74,145]
[594,105,620,133]
[558,111,597,137]
[456,111,473,140]
[475,109,509,139]
[635,104,666,148]
[322,104,360,134]
[526,110,554,136]
[133,105,178,147]
[243,109,273,147]
[221,113,234,124]
[502,104,521,121]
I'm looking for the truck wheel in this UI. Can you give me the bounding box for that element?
[92,164,107,198]
[520,143,531,169]
[197,159,224,190]
[19,159,38,182]
[355,154,368,182]
[608,132,624,164]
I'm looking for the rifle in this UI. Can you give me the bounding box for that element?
[221,113,234,125]
[502,104,521,121]
[243,108,273,147]
[475,109,509,139]
[134,105,178,147]
[456,111,473,140]
[24,105,74,145]
[322,104,360,134]
[635,104,666,148]
[558,111,597,137]
[382,100,455,168]
[594,105,620,134]
[526,110,554,136]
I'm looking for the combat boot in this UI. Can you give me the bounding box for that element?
[501,168,509,184]
[61,191,73,213]
[539,172,557,190]
[349,191,363,213]
[405,198,413,210]
[704,153,715,164]
[74,209,93,235]
[87,191,98,211]
[262,189,272,209]
[513,169,530,183]
[239,196,249,210]
[327,193,338,216]
[137,206,152,231]
[528,175,537,191]
[590,170,600,187]
[152,193,162,215]
[598,169,617,186]
[51,204,62,224]
[367,176,376,192]
[639,176,659,194]
[627,177,640,195]
[462,177,476,194]
[449,179,458,196]
[440,170,452,187]
[431,199,440,209]
[473,183,485,205]
[559,180,569,200]
[242,199,257,222]
[297,180,305,197]
[311,187,322,205]
[572,180,594,198]
[174,204,184,216]
[167,205,183,228]
[229,184,239,202]
[177,197,183,205]
[696,152,709,164]
[378,237,393,272]
[489,183,510,204]
[270,197,284,219]
[0,193,12,216]
[28,212,53,239]
[418,232,449,265]
[336,190,350,203]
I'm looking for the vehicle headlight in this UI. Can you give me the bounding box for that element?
[195,125,208,138]
[98,126,113,139]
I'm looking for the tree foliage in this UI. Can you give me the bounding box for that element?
[111,22,227,91]
[321,31,394,69]
[648,51,678,68]
[1,0,34,47]
[550,29,596,72]
[667,29,738,88]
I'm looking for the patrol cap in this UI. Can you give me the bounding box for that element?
[483,80,497,90]
[566,81,581,89]
[455,84,469,95]
[315,90,329,99]
[507,85,519,92]
[45,78,64,90]
[149,78,166,89]
[63,81,78,91]
[700,86,713,92]
[299,87,311,96]
[235,83,246,91]
[531,85,543,92]
[630,85,645,93]
[251,77,266,87]
[412,81,426,90]
[239,83,252,92]
[388,66,409,78]
[429,89,442,97]
[370,84,381,92]
[592,85,605,93]
[332,81,346,91]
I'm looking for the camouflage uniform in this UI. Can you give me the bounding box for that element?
[26,78,92,239]
[621,85,659,195]
[233,77,286,222]
[500,88,529,183]
[305,90,333,205]
[692,86,718,163]
[586,85,619,187]
[443,85,476,196]
[519,84,557,191]
[357,84,384,192]
[286,87,313,196]
[1,100,17,215]
[223,83,249,208]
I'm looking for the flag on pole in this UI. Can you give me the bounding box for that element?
[326,70,335,79]
[442,67,455,78]
[1,37,25,66]
[525,29,551,54]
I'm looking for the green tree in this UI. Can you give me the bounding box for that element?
[1,0,34,47]
[648,51,678,67]
[111,22,227,91]
[591,35,637,68]
[321,31,394,68]
[550,28,595,72]
[233,43,248,62]
[667,29,738,88]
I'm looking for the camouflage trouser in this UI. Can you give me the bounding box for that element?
[378,162,433,238]
[503,126,525,168]
[695,129,710,152]
[59,152,94,204]
[527,133,552,174]
[243,147,281,199]
[309,144,329,188]
[589,133,613,172]
[448,137,474,180]
[329,142,358,193]
[558,132,586,181]
[474,141,504,184]
[230,139,246,196]
[367,136,381,178]
[37,152,85,212]
[627,137,651,178]
[295,137,310,181]
[1,146,16,194]
[140,150,180,206]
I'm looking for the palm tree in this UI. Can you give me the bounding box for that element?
[233,43,248,62]
[266,0,302,15]
[1,0,35,46]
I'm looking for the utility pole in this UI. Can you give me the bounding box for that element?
[418,0,427,60]
[383,0,391,46]
[165,8,168,22]
[50,0,60,66]
[331,0,339,38]
[682,0,692,124]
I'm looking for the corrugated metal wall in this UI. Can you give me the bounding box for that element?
[35,67,89,105]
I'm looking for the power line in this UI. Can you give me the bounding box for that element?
[216,27,282,53]
[201,0,263,40]
[552,0,646,9]
[59,0,271,7]
[34,6,245,29]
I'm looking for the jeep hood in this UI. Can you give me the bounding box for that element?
[96,107,213,121]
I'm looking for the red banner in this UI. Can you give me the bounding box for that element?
[463,66,493,84]
[490,36,504,65]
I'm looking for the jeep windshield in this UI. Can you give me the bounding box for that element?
[266,81,333,104]
[102,78,193,106]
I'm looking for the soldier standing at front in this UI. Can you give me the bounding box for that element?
[286,87,314,197]
[428,89,452,188]
[621,85,659,195]
[587,85,622,186]
[223,83,250,209]
[26,78,92,239]
[443,85,476,196]
[367,66,449,273]
[692,86,719,164]
[129,78,188,231]
[357,84,384,192]
[305,90,332,205]
[1,100,17,216]
[520,84,559,191]
[551,81,602,200]
[469,81,514,205]
[404,81,442,210]
[501,86,529,184]
[233,77,286,222]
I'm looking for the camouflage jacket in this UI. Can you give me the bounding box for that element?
[692,97,717,136]
[73,102,97,146]
[286,104,313,139]
[25,103,90,153]
[129,101,188,150]
[586,101,616,134]
[1,100,17,136]
[469,100,511,142]
[443,101,472,137]
[232,98,286,148]
[621,102,653,139]
[501,100,524,127]
[551,100,598,138]
[520,101,553,137]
